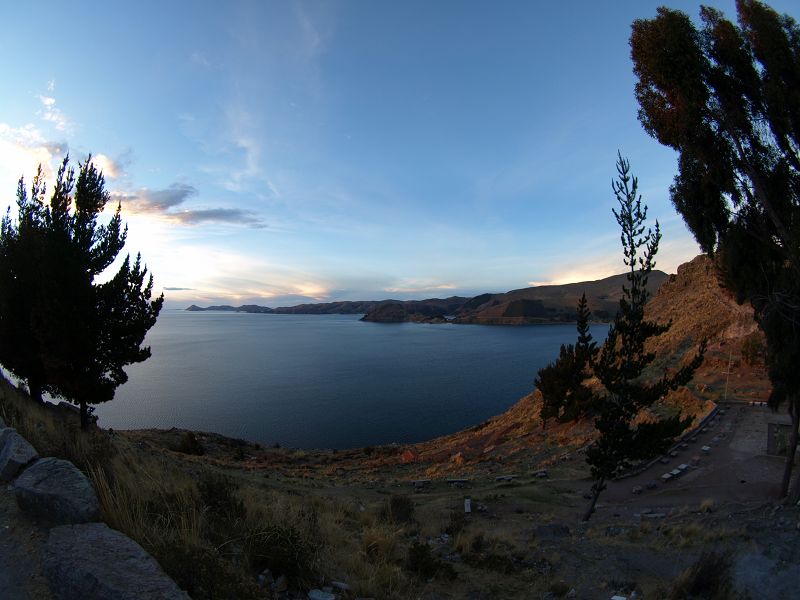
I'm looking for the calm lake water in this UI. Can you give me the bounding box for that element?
[95,311,608,449]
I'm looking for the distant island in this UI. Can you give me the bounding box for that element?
[186,269,668,325]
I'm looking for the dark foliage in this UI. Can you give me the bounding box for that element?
[670,551,735,600]
[174,431,205,456]
[631,0,800,501]
[382,494,416,525]
[582,156,705,521]
[406,541,456,580]
[535,293,598,427]
[0,156,163,428]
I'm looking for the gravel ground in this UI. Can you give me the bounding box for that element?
[0,484,51,600]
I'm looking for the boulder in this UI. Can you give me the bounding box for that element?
[0,429,39,481]
[13,457,99,524]
[43,523,189,600]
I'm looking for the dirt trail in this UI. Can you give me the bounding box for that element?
[0,485,51,600]
[600,401,789,511]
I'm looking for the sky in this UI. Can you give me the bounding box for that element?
[1,1,796,309]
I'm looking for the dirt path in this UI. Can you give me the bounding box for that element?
[600,401,789,511]
[0,485,51,600]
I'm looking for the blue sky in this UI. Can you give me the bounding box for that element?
[2,1,795,308]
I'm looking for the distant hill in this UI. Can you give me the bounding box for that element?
[186,296,469,317]
[186,269,669,324]
[450,270,668,325]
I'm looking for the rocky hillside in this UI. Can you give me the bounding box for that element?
[451,270,668,325]
[357,270,668,324]
[644,254,759,370]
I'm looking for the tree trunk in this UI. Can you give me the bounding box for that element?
[27,379,43,404]
[79,401,89,430]
[582,478,605,522]
[780,399,799,499]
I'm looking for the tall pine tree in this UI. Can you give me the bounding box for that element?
[583,155,705,521]
[0,168,51,402]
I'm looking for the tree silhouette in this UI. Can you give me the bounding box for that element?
[0,156,163,428]
[631,0,800,500]
[582,155,705,521]
[535,293,597,428]
[0,169,51,402]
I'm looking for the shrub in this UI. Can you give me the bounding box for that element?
[382,494,415,525]
[741,333,765,366]
[406,541,455,580]
[244,522,316,580]
[174,431,204,455]
[443,510,467,536]
[153,542,261,600]
[670,551,735,600]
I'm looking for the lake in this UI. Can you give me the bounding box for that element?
[95,311,608,449]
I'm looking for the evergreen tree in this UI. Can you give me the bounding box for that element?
[582,155,705,522]
[0,168,51,402]
[631,0,800,500]
[0,156,163,427]
[535,293,598,428]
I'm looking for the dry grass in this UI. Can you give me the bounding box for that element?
[699,498,717,513]
[0,378,423,599]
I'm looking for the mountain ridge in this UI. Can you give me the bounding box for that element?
[186,268,669,324]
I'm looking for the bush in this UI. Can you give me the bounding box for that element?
[174,431,204,455]
[244,522,316,580]
[406,541,455,580]
[152,542,261,600]
[443,510,467,536]
[741,333,765,366]
[670,551,735,600]
[382,494,415,525]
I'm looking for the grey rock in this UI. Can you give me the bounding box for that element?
[308,590,335,600]
[43,523,189,600]
[13,457,99,524]
[272,574,288,592]
[0,429,39,481]
[332,581,351,591]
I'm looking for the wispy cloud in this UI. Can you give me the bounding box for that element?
[384,281,457,295]
[190,51,212,68]
[112,184,266,228]
[0,122,66,198]
[37,93,71,132]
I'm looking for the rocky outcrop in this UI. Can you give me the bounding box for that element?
[0,428,39,481]
[13,457,100,524]
[0,416,188,598]
[43,522,190,600]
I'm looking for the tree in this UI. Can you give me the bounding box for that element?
[0,156,163,428]
[631,0,800,501]
[0,169,51,402]
[535,293,598,428]
[582,155,705,521]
